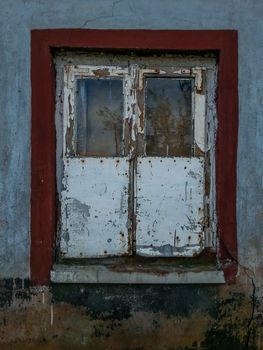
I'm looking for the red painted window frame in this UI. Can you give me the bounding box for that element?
[31,29,238,285]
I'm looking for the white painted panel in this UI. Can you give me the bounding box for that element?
[136,157,204,257]
[60,158,130,258]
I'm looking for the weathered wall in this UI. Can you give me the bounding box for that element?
[0,0,263,349]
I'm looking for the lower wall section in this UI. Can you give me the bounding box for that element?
[0,276,261,350]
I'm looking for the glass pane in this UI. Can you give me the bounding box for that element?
[145,78,193,157]
[75,78,123,156]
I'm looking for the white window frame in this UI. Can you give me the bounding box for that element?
[52,53,222,284]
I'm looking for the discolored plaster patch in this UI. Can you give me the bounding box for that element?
[0,277,262,349]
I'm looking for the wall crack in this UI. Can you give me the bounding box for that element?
[219,238,257,349]
[245,274,256,350]
[80,0,124,27]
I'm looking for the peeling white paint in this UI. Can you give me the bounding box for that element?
[61,64,131,258]
[173,68,191,75]
[192,67,205,92]
[204,66,218,249]
[63,65,128,156]
[60,158,130,258]
[136,158,205,257]
[127,65,139,144]
[138,69,158,90]
[193,68,206,153]
[73,65,128,77]
[57,56,217,263]
[194,92,206,153]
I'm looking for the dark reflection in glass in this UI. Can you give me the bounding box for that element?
[145,77,193,157]
[75,78,123,156]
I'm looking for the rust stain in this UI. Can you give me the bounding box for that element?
[107,264,170,276]
[196,69,206,95]
[194,141,205,157]
[92,68,110,77]
[204,204,210,229]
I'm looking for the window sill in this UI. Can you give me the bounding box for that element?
[51,263,225,284]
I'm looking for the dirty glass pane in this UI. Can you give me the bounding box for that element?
[75,78,123,156]
[145,78,193,157]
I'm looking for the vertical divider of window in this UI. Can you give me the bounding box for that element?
[191,76,196,158]
[124,64,137,255]
[133,64,140,255]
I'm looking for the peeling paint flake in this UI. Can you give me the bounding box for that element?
[74,65,128,77]
[192,67,205,93]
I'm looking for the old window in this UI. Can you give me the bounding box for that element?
[31,30,238,285]
[55,53,218,268]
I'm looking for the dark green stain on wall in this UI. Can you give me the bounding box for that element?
[51,284,219,320]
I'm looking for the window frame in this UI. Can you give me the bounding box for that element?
[31,29,238,285]
[58,60,213,260]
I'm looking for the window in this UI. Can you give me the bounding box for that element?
[31,30,238,285]
[57,54,216,261]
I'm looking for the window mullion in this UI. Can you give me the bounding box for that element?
[124,64,140,254]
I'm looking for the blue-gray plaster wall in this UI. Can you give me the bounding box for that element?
[0,0,263,280]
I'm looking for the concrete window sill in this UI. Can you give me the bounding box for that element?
[51,264,225,284]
